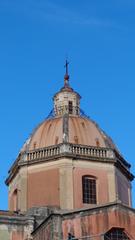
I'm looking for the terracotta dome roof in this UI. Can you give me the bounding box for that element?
[21,116,116,152]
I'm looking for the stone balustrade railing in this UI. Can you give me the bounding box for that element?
[27,146,60,161]
[7,143,133,190]
[24,143,114,161]
[71,145,108,158]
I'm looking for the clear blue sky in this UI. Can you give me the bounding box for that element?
[0,0,135,209]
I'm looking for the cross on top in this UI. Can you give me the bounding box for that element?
[64,59,69,75]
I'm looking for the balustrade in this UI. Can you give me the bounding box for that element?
[25,143,111,162]
[71,144,108,158]
[27,146,60,161]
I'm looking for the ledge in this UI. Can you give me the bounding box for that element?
[5,143,134,185]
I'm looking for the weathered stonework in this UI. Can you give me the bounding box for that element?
[32,202,135,239]
[0,211,34,240]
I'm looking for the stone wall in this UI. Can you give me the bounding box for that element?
[32,203,135,240]
[0,211,34,240]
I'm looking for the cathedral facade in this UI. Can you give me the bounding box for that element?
[0,65,135,239]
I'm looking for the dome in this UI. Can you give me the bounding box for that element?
[21,67,117,153]
[21,115,116,152]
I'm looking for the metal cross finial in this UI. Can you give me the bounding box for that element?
[64,59,69,75]
[64,58,70,86]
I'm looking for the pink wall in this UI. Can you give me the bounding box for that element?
[28,169,60,208]
[62,208,135,239]
[12,231,24,240]
[73,167,109,208]
[33,221,52,240]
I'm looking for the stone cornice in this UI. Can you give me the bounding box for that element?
[0,212,34,225]
[5,143,134,185]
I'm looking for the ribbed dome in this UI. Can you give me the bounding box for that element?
[21,72,118,153]
[21,115,116,152]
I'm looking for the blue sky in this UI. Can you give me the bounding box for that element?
[0,0,135,209]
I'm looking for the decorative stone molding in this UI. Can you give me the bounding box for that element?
[60,143,72,154]
[6,143,134,185]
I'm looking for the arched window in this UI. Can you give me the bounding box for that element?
[68,101,73,114]
[33,141,37,149]
[12,189,18,211]
[82,176,97,204]
[104,228,130,240]
[55,136,59,145]
[95,138,100,147]
[74,136,78,144]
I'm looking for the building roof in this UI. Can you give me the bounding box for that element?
[21,115,117,152]
[31,201,135,237]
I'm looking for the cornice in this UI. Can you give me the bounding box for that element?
[5,143,134,185]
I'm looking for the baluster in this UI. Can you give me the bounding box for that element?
[72,146,74,153]
[50,149,52,156]
[101,150,104,157]
[81,147,83,154]
[45,149,47,157]
[55,148,57,154]
[53,148,55,155]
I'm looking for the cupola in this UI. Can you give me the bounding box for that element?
[53,60,81,116]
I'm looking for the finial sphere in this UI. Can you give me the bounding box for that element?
[64,74,69,80]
